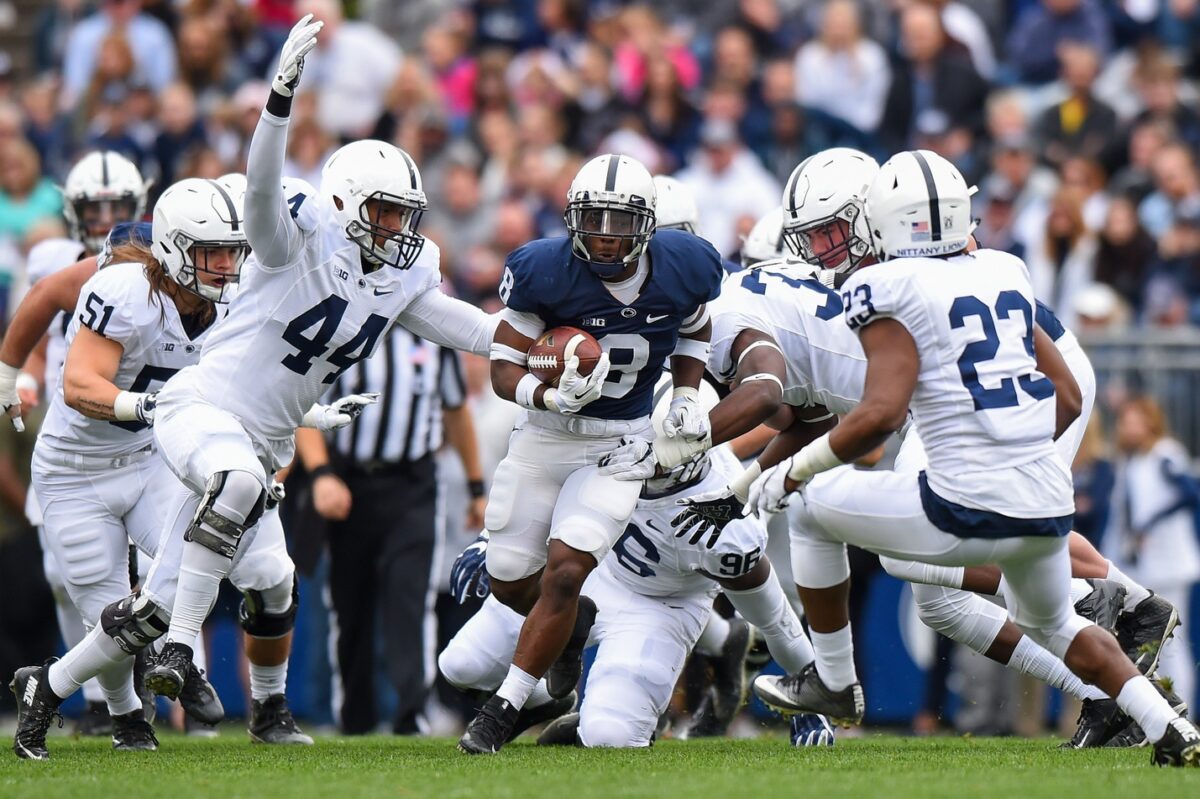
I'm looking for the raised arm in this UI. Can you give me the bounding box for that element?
[245,14,323,268]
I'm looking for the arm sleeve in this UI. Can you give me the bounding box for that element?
[395,288,497,357]
[244,109,305,269]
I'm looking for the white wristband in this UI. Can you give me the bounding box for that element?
[0,361,19,387]
[16,372,38,394]
[672,336,710,363]
[113,390,147,422]
[786,432,844,483]
[729,462,762,503]
[515,372,544,411]
[672,386,699,401]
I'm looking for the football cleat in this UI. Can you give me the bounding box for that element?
[132,648,157,723]
[791,713,836,747]
[1061,698,1128,749]
[1073,579,1126,633]
[144,641,192,701]
[10,661,64,761]
[1117,593,1179,675]
[459,695,519,755]
[685,689,726,738]
[249,694,313,745]
[708,618,753,725]
[74,700,113,737]
[536,712,581,746]
[752,664,864,726]
[111,709,158,751]
[184,717,219,738]
[545,596,597,699]
[179,660,225,725]
[1106,677,1188,748]
[509,691,576,742]
[1151,716,1200,767]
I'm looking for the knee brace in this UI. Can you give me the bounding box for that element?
[238,574,298,639]
[184,470,267,558]
[911,584,1007,654]
[99,592,170,654]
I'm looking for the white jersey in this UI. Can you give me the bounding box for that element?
[26,237,87,399]
[38,262,226,457]
[157,180,443,452]
[840,249,1073,519]
[708,260,865,415]
[604,447,769,598]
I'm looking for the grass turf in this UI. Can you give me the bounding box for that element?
[2,733,1198,799]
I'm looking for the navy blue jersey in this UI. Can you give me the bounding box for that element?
[501,229,723,420]
[1035,299,1066,342]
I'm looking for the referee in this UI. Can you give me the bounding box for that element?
[295,326,485,735]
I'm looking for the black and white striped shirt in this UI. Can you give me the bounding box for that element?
[328,326,467,464]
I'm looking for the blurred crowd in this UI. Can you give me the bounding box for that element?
[0,0,1198,328]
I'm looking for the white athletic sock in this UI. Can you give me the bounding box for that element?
[1116,675,1178,742]
[1007,635,1107,701]
[695,611,731,656]
[250,662,288,701]
[810,625,857,692]
[48,625,131,700]
[726,579,815,673]
[192,632,208,672]
[96,659,141,716]
[1069,578,1093,605]
[1105,563,1151,611]
[166,542,230,644]
[496,665,539,710]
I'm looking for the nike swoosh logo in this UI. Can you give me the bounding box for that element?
[373,288,394,296]
[647,314,669,323]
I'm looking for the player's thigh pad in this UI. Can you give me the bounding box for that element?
[549,465,641,563]
[787,485,850,590]
[910,583,1008,653]
[154,401,268,494]
[438,596,524,692]
[484,427,566,581]
[995,536,1090,659]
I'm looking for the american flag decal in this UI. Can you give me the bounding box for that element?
[910,220,931,242]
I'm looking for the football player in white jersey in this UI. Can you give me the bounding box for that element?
[651,175,699,235]
[440,377,821,747]
[736,151,1198,766]
[138,15,494,703]
[0,151,147,735]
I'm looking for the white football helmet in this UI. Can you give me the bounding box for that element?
[645,372,722,495]
[565,153,656,278]
[865,150,972,260]
[151,178,249,303]
[62,151,148,255]
[740,207,785,268]
[780,148,878,275]
[216,172,248,204]
[653,175,699,235]
[321,139,427,269]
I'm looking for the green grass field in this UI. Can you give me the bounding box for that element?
[2,733,1199,799]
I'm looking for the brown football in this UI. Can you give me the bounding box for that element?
[527,326,603,386]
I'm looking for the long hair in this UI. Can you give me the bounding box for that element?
[107,241,215,326]
[1122,394,1168,444]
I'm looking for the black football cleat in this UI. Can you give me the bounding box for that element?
[111,709,158,752]
[1106,676,1188,748]
[459,695,519,755]
[74,700,113,737]
[685,689,727,739]
[249,694,313,745]
[1117,593,1179,676]
[536,712,582,746]
[10,661,64,761]
[1061,698,1128,749]
[1073,579,1127,633]
[545,596,597,699]
[132,648,157,723]
[708,618,753,726]
[752,664,864,726]
[509,691,576,742]
[1151,716,1200,767]
[144,641,192,701]
[179,660,224,725]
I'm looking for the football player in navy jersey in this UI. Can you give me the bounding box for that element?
[458,154,724,754]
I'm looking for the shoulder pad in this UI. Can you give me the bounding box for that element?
[499,238,571,314]
[281,177,321,234]
[74,262,157,347]
[27,238,87,284]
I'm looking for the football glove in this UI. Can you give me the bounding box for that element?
[791,714,836,747]
[671,485,746,549]
[272,13,323,98]
[265,479,286,512]
[747,459,798,517]
[544,353,610,415]
[597,436,657,481]
[0,362,24,432]
[301,392,380,431]
[450,533,491,604]
[661,386,710,441]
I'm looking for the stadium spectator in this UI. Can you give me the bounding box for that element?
[1127,54,1200,155]
[634,53,699,170]
[880,2,988,155]
[1020,186,1099,328]
[1005,0,1112,85]
[1094,194,1158,313]
[926,0,997,80]
[1103,395,1200,711]
[61,0,177,110]
[1060,155,1109,231]
[1138,142,1200,238]
[152,82,207,188]
[1032,43,1118,171]
[0,138,62,243]
[792,0,890,139]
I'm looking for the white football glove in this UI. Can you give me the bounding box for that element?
[597,436,656,480]
[747,459,799,517]
[661,387,710,441]
[265,479,286,511]
[0,362,24,432]
[272,13,323,98]
[301,392,379,431]
[543,353,610,415]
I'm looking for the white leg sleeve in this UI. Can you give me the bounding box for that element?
[879,556,966,591]
[911,583,1007,654]
[725,571,814,674]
